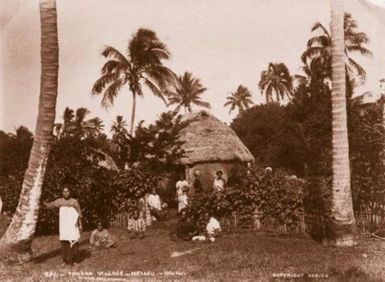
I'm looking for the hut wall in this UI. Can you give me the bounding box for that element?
[186,161,235,194]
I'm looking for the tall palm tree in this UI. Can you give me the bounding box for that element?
[258,63,293,103]
[330,0,356,247]
[0,0,59,257]
[166,72,210,113]
[92,28,176,135]
[301,13,372,84]
[224,85,254,115]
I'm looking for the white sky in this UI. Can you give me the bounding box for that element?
[1,0,384,134]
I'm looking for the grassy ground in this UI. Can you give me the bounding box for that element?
[1,214,385,281]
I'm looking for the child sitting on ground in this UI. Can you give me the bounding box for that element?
[89,221,117,249]
[170,209,198,241]
[127,209,146,239]
[192,212,221,242]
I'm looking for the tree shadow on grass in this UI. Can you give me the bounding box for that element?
[32,239,91,264]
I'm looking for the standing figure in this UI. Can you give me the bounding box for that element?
[175,174,189,212]
[89,221,116,249]
[127,210,146,239]
[44,185,82,267]
[213,170,226,192]
[193,170,204,195]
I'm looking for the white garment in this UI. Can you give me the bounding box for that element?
[0,197,3,214]
[213,178,225,192]
[192,235,206,241]
[147,194,161,210]
[176,180,189,197]
[59,206,80,242]
[206,217,221,236]
[178,194,188,212]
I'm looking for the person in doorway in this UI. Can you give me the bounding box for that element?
[193,170,204,194]
[89,221,116,249]
[44,185,82,267]
[127,209,146,239]
[175,174,189,212]
[213,170,226,192]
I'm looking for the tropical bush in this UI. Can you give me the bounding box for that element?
[183,165,305,232]
[0,136,157,235]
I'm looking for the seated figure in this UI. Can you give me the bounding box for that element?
[192,212,221,242]
[147,188,168,221]
[89,221,116,249]
[170,209,198,241]
[206,213,221,242]
[127,209,146,239]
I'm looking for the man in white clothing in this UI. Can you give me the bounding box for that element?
[147,188,168,220]
[175,174,189,212]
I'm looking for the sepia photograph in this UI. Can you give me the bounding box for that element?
[0,0,385,281]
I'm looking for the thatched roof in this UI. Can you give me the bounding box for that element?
[178,111,254,165]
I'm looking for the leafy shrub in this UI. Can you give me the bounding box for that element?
[125,111,186,172]
[0,137,157,235]
[183,164,305,232]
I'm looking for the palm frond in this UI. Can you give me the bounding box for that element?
[345,45,372,57]
[144,78,167,103]
[92,72,120,94]
[311,22,330,38]
[193,99,211,109]
[101,79,125,107]
[347,58,367,80]
[102,46,130,65]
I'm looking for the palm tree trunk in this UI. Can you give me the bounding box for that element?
[129,92,136,135]
[0,0,59,258]
[329,0,356,247]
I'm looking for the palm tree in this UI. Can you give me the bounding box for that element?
[111,115,129,138]
[111,115,130,167]
[166,72,210,113]
[330,0,356,247]
[54,107,104,139]
[224,85,254,115]
[0,0,59,257]
[258,63,293,103]
[92,29,176,135]
[301,13,372,84]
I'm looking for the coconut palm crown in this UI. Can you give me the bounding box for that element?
[301,13,372,84]
[92,28,176,134]
[166,72,210,113]
[224,85,254,115]
[258,63,293,103]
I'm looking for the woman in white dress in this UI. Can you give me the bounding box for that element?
[44,185,82,266]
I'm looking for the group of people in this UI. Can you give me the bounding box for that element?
[43,184,172,267]
[175,170,227,212]
[43,171,226,267]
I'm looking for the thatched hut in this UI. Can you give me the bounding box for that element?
[178,111,254,192]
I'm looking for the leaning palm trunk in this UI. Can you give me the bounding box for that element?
[329,0,356,246]
[129,92,136,135]
[0,0,59,257]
